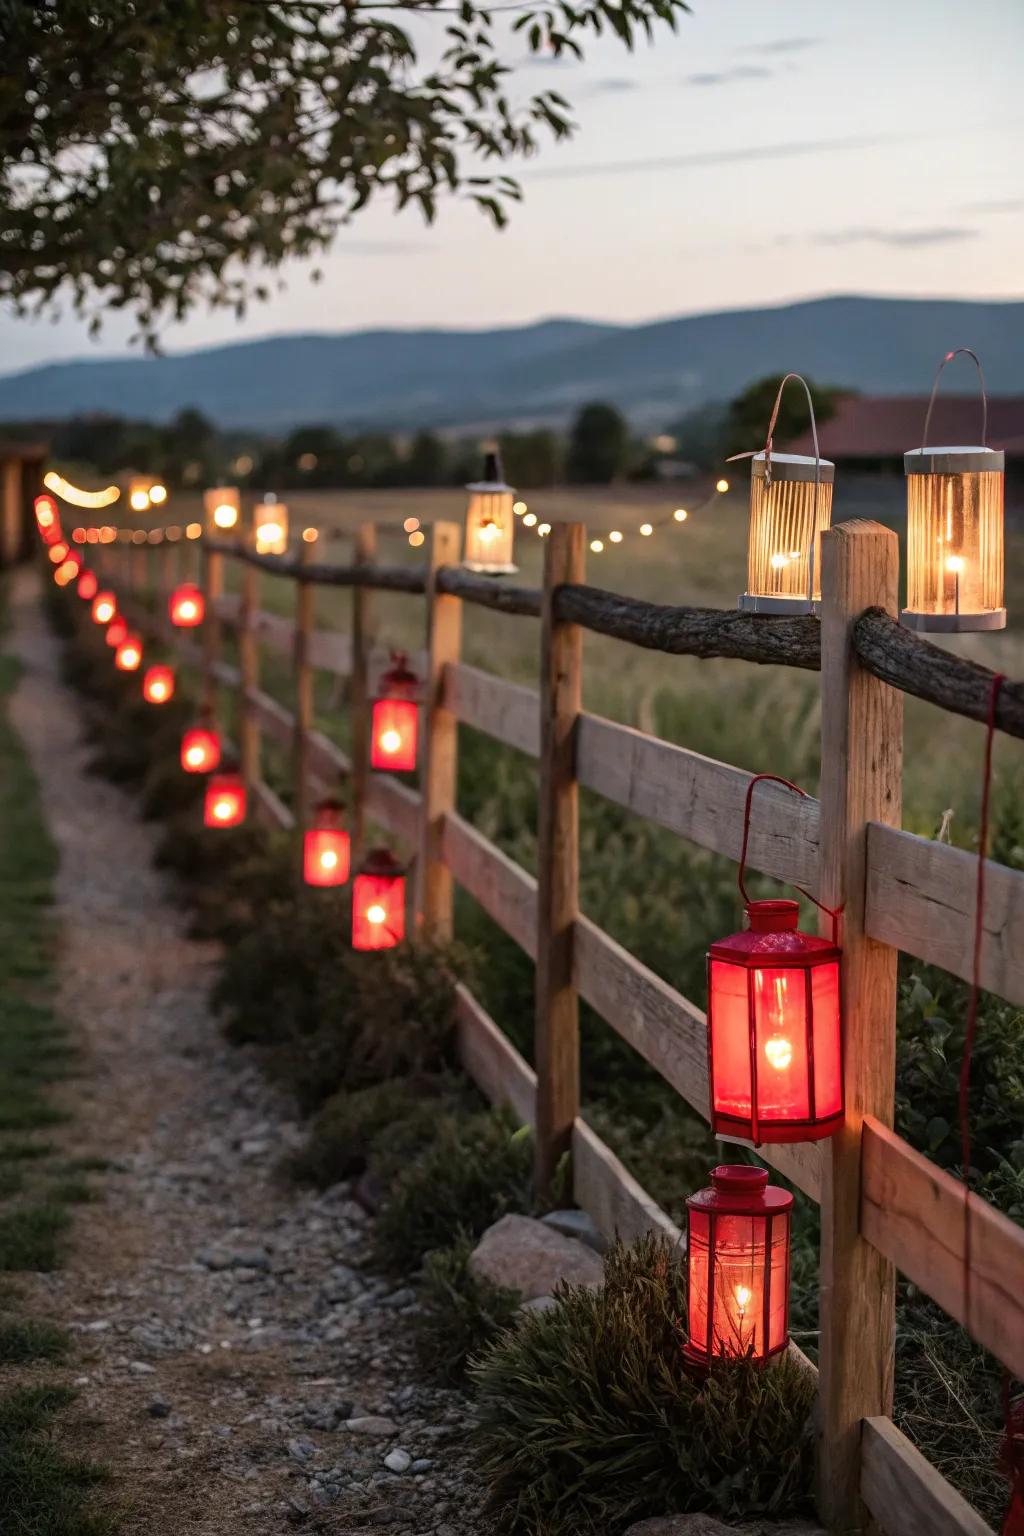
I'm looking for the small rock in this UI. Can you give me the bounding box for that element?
[410,1458,434,1473]
[381,1287,416,1310]
[128,1360,156,1375]
[345,1415,398,1437]
[383,1447,412,1474]
[469,1214,604,1300]
[541,1208,609,1253]
[146,1397,171,1419]
[287,1438,317,1462]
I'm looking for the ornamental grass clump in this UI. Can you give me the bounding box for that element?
[472,1233,815,1535]
[414,1234,522,1384]
[290,1074,465,1189]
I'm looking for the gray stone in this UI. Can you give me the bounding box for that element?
[469,1214,604,1300]
[287,1437,317,1462]
[623,1520,828,1536]
[383,1447,412,1473]
[146,1397,171,1419]
[517,1294,558,1316]
[345,1415,399,1437]
[541,1208,609,1253]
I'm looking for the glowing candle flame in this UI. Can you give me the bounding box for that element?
[320,849,338,871]
[380,728,402,755]
[764,1036,793,1071]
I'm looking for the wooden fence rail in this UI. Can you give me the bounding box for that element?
[96,515,1024,1536]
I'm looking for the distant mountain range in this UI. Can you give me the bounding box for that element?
[0,296,1021,433]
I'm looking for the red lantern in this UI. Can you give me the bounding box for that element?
[143,665,175,705]
[371,654,419,772]
[115,634,143,672]
[303,799,351,887]
[47,540,70,565]
[169,582,205,628]
[92,591,116,625]
[78,570,99,601]
[105,617,128,649]
[707,899,842,1145]
[34,495,58,536]
[352,848,406,950]
[181,716,222,774]
[684,1165,793,1369]
[204,773,247,828]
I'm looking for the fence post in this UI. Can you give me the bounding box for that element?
[293,534,315,836]
[816,519,903,1532]
[418,521,463,942]
[534,521,585,1194]
[202,541,223,711]
[238,537,261,790]
[351,523,377,865]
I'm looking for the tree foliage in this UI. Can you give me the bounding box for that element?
[566,399,629,483]
[0,0,688,341]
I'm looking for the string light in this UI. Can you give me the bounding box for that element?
[609,530,623,544]
[186,522,202,540]
[591,539,604,553]
[513,501,527,516]
[716,478,730,494]
[149,483,168,505]
[43,471,120,509]
[674,508,688,523]
[523,512,537,528]
[538,523,551,537]
[409,530,425,548]
[640,523,653,536]
[403,516,420,533]
[302,527,319,543]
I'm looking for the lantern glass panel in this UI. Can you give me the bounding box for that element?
[465,488,517,573]
[204,775,247,827]
[352,853,406,950]
[739,453,834,614]
[304,828,351,887]
[254,501,288,554]
[903,448,1005,631]
[811,963,843,1120]
[170,583,205,627]
[204,486,241,533]
[371,696,418,771]
[143,665,175,704]
[181,726,221,774]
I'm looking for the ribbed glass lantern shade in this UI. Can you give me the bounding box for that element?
[352,848,406,951]
[169,582,205,627]
[464,451,517,574]
[304,800,351,888]
[143,665,175,704]
[739,453,834,614]
[371,655,420,772]
[903,447,1005,632]
[685,1166,793,1368]
[254,498,288,555]
[204,485,241,534]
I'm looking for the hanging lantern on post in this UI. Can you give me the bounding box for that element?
[303,799,352,887]
[180,711,222,774]
[115,634,143,672]
[203,485,241,535]
[34,495,59,538]
[463,448,517,575]
[735,374,833,615]
[204,770,247,828]
[371,654,420,771]
[105,617,128,649]
[254,496,288,555]
[92,590,117,625]
[169,582,205,628]
[684,1165,793,1369]
[902,349,1005,633]
[352,848,406,950]
[707,775,843,1145]
[77,570,98,601]
[143,664,175,704]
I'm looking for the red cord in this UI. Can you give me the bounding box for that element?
[738,772,843,941]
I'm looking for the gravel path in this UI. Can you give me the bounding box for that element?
[6,566,482,1534]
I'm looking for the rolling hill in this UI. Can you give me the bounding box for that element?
[0,296,1021,432]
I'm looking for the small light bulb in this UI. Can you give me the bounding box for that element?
[513,501,527,516]
[403,516,420,533]
[673,508,688,523]
[214,799,233,821]
[186,522,201,539]
[769,552,789,571]
[180,601,197,620]
[367,903,386,925]
[609,530,623,544]
[152,683,167,701]
[321,849,338,871]
[479,520,501,542]
[764,1036,793,1071]
[538,523,551,537]
[186,746,204,767]
[380,729,402,755]
[946,555,965,574]
[130,490,150,512]
[734,1284,752,1312]
[639,523,653,536]
[523,513,537,528]
[409,531,425,548]
[716,478,729,494]
[590,539,604,553]
[214,504,238,529]
[149,484,167,505]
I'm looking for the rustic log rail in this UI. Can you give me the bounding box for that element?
[94,516,1024,1536]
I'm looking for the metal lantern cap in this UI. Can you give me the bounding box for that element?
[359,846,406,879]
[378,653,419,695]
[315,796,345,817]
[687,1164,793,1215]
[904,446,1005,476]
[466,448,514,495]
[709,902,840,966]
[751,451,834,484]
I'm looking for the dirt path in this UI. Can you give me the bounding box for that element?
[5,565,480,1535]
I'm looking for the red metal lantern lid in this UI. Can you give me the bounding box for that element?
[314,797,346,825]
[359,846,406,879]
[377,652,419,698]
[709,899,839,966]
[687,1163,793,1215]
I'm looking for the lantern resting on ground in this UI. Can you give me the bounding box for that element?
[707,898,842,1145]
[371,654,419,771]
[685,1165,792,1368]
[304,800,351,887]
[352,847,406,950]
[463,448,517,575]
[204,772,247,828]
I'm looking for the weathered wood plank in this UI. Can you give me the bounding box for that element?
[576,713,821,889]
[861,1416,995,1536]
[573,917,823,1202]
[251,778,294,832]
[862,1117,1024,1379]
[865,823,1024,1010]
[306,729,351,786]
[444,661,540,757]
[440,812,538,959]
[454,984,536,1129]
[248,686,293,749]
[571,1118,683,1248]
[365,772,421,850]
[419,524,463,942]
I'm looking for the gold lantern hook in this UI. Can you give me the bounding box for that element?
[921,347,989,452]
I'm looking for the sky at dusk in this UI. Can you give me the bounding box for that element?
[1,0,1021,371]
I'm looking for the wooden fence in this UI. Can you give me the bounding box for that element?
[91,513,1023,1536]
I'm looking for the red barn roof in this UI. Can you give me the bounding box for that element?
[787,395,1024,461]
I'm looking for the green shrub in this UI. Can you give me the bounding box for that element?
[291,1075,463,1188]
[472,1233,815,1535]
[373,1108,534,1271]
[415,1234,522,1383]
[0,1317,70,1364]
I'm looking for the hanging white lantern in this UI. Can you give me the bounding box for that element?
[204,485,241,534]
[902,350,1005,633]
[254,495,289,555]
[463,450,517,575]
[737,375,833,615]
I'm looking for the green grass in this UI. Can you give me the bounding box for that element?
[0,1387,113,1536]
[0,1318,71,1365]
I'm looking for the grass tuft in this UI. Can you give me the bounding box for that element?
[0,1317,71,1364]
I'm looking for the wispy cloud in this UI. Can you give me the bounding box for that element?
[960,196,1024,214]
[745,36,823,55]
[813,225,978,249]
[528,132,904,183]
[686,64,774,86]
[582,77,638,95]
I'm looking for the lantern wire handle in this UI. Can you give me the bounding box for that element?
[921,347,988,452]
[737,772,843,943]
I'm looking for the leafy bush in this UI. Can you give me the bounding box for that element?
[472,1233,816,1535]
[373,1108,534,1271]
[290,1075,464,1188]
[414,1234,522,1383]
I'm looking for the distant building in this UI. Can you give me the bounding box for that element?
[787,395,1024,474]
